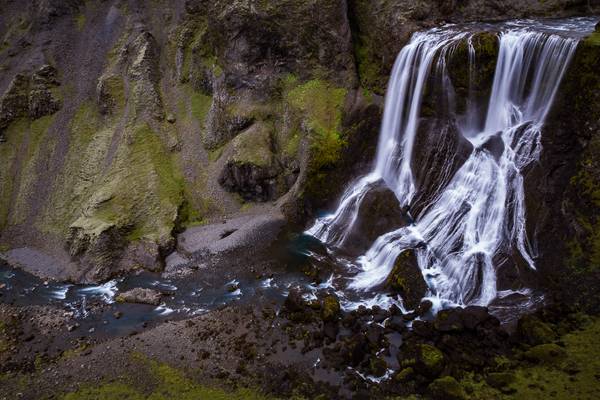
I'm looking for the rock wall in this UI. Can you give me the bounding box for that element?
[0,0,598,283]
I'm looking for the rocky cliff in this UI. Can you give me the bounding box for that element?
[0,0,598,284]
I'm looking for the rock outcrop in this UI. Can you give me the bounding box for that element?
[0,0,598,285]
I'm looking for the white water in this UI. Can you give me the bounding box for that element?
[307,19,596,310]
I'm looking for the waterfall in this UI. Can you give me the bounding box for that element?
[306,19,595,310]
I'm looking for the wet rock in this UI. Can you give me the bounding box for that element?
[369,356,388,377]
[428,376,466,400]
[386,250,427,310]
[341,182,408,255]
[116,288,162,306]
[283,289,308,313]
[416,300,433,317]
[434,309,465,332]
[517,314,556,345]
[415,344,445,377]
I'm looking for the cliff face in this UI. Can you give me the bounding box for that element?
[0,0,598,283]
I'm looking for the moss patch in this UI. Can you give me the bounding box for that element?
[459,317,600,399]
[284,77,348,198]
[61,357,280,400]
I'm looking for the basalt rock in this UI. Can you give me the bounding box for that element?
[127,31,164,121]
[0,65,61,138]
[341,182,408,256]
[427,375,467,400]
[386,250,428,310]
[219,122,282,201]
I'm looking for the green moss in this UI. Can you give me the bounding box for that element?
[0,119,29,229]
[321,296,341,322]
[190,90,212,123]
[285,78,347,197]
[585,32,600,47]
[40,102,108,235]
[231,121,273,168]
[416,344,444,377]
[428,376,466,400]
[61,357,280,400]
[75,14,86,31]
[523,343,567,364]
[353,35,386,94]
[8,114,56,226]
[459,317,600,399]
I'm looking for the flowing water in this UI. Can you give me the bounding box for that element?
[0,18,597,335]
[307,17,598,312]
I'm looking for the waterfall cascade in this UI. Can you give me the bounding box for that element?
[306,18,598,311]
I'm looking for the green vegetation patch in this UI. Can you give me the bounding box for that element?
[62,357,279,400]
[458,317,600,399]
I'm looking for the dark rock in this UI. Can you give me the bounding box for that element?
[322,321,339,341]
[341,182,408,255]
[219,122,282,202]
[412,320,436,339]
[434,309,465,332]
[365,324,384,347]
[0,74,30,130]
[416,300,433,317]
[386,250,427,310]
[428,376,467,400]
[414,344,445,377]
[116,288,162,306]
[283,289,307,313]
[369,356,388,377]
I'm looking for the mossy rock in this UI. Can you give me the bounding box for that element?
[386,250,427,310]
[485,372,516,393]
[427,376,466,400]
[369,356,388,377]
[394,367,414,382]
[517,315,556,346]
[446,31,498,116]
[321,295,341,322]
[415,344,444,377]
[524,343,567,365]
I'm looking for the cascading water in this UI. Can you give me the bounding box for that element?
[306,18,598,312]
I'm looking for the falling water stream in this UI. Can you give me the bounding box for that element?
[307,17,598,312]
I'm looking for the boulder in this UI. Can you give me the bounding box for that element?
[523,343,567,364]
[116,288,162,306]
[341,182,408,255]
[428,376,467,400]
[386,250,427,310]
[321,295,341,322]
[414,344,445,377]
[219,122,281,201]
[127,32,164,121]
